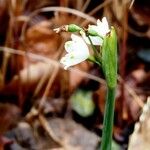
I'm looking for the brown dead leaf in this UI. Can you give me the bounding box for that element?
[25,21,62,59]
[131,1,150,26]
[0,103,20,134]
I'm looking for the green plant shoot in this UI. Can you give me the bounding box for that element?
[101,26,117,89]
[100,26,118,150]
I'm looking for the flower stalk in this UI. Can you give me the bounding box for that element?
[100,27,117,150]
[100,87,116,150]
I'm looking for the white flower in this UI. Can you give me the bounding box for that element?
[60,34,90,70]
[88,17,110,37]
[80,30,103,46]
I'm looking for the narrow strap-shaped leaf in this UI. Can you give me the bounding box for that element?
[101,27,117,88]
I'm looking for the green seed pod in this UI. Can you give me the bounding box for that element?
[101,27,117,88]
[67,24,82,32]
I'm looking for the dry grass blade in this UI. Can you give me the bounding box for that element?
[74,0,91,23]
[69,67,106,85]
[38,114,64,148]
[33,64,51,97]
[118,76,144,108]
[128,26,148,37]
[20,6,97,42]
[38,64,59,112]
[81,0,112,26]
[0,46,105,85]
[0,46,144,109]
[88,0,112,16]
[129,0,135,9]
[80,0,91,12]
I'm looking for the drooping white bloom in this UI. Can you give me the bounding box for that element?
[60,34,90,70]
[88,17,110,37]
[80,30,103,46]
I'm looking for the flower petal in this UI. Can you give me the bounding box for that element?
[89,36,103,45]
[65,41,75,52]
[60,34,90,69]
[80,31,103,46]
[101,17,110,36]
[88,17,110,37]
[60,51,88,70]
[70,34,89,55]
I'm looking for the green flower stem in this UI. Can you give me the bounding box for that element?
[86,34,102,65]
[100,87,116,150]
[86,34,97,54]
[100,27,117,150]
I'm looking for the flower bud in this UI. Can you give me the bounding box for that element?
[54,24,82,33]
[67,24,82,32]
[88,28,99,36]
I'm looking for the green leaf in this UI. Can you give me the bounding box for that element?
[71,89,95,117]
[101,27,118,88]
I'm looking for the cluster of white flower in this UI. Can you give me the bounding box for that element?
[57,17,110,70]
